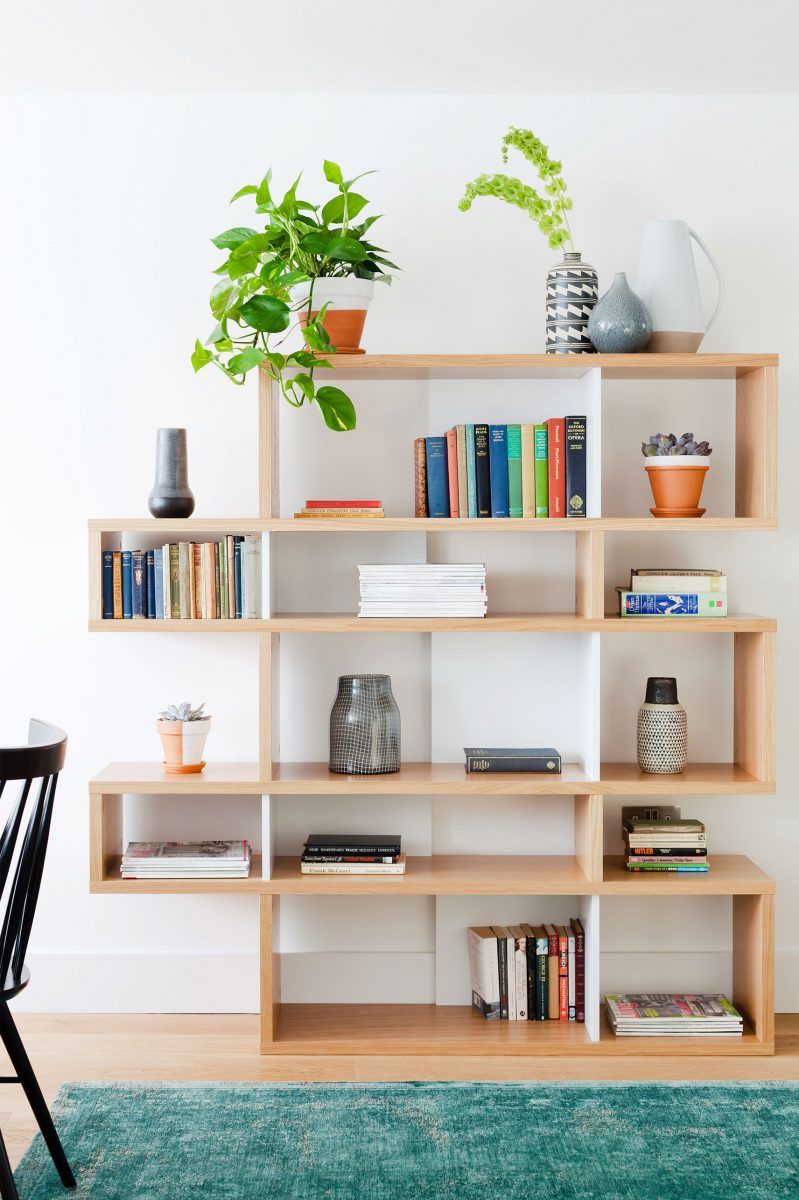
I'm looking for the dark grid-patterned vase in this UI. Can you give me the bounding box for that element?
[637,676,687,774]
[329,674,401,774]
[546,251,598,354]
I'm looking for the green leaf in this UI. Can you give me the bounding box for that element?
[290,350,325,368]
[300,231,332,257]
[232,230,281,256]
[255,170,273,207]
[211,226,258,250]
[279,174,302,216]
[302,319,332,352]
[238,294,291,333]
[326,236,367,262]
[210,280,237,319]
[229,184,258,203]
[342,170,376,189]
[323,160,343,185]
[227,347,266,374]
[226,253,259,279]
[205,320,228,345]
[321,192,368,225]
[293,372,315,402]
[191,339,213,372]
[315,385,356,432]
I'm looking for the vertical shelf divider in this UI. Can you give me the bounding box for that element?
[734,631,776,784]
[736,365,777,520]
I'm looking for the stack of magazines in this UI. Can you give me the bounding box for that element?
[358,564,487,618]
[121,840,252,879]
[605,993,743,1036]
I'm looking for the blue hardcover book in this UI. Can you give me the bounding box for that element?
[425,436,450,517]
[146,550,156,618]
[234,537,243,619]
[488,425,509,518]
[153,546,164,619]
[131,549,146,618]
[619,591,728,617]
[102,551,114,619]
[121,551,133,619]
[465,424,477,518]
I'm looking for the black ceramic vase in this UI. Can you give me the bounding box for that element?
[148,428,195,518]
[329,674,401,774]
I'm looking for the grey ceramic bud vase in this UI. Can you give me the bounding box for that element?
[637,677,687,774]
[148,428,195,518]
[587,272,653,353]
[329,674,401,774]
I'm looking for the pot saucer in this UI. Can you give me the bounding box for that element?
[331,347,366,355]
[650,507,706,518]
[162,761,206,774]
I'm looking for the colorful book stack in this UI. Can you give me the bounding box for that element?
[624,816,708,873]
[464,747,562,774]
[468,921,585,1022]
[121,840,252,880]
[300,834,405,875]
[358,564,487,617]
[294,499,385,519]
[605,993,742,1037]
[618,568,728,618]
[101,537,262,620]
[414,418,587,519]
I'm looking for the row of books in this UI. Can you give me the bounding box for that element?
[121,840,252,879]
[469,921,585,1021]
[618,568,728,618]
[625,815,708,873]
[605,993,742,1036]
[294,500,385,519]
[358,564,487,618]
[300,834,406,875]
[101,537,262,620]
[415,418,587,519]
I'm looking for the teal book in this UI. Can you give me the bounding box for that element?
[534,424,549,517]
[506,424,522,518]
[465,424,477,518]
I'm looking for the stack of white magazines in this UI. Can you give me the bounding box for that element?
[121,840,252,879]
[358,564,487,617]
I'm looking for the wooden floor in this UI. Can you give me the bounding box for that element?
[5,1013,799,1167]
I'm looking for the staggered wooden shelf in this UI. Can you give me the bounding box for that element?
[88,352,779,1066]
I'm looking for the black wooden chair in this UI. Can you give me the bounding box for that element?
[0,721,75,1198]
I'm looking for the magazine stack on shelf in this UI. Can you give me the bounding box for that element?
[121,840,252,880]
[358,564,487,618]
[605,994,743,1037]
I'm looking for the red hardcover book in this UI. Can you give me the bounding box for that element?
[306,499,381,508]
[445,428,459,517]
[557,925,569,1021]
[546,418,566,517]
[570,917,585,1024]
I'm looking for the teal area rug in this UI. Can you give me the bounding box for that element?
[15,1081,799,1199]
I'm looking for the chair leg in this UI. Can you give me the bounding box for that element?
[0,1128,19,1200]
[0,1004,75,1189]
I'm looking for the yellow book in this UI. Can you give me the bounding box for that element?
[521,424,536,517]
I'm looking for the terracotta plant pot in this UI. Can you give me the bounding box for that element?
[156,718,211,774]
[291,277,374,354]
[645,458,710,518]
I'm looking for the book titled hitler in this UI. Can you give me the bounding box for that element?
[425,436,450,517]
[565,415,587,518]
[474,424,491,517]
[464,748,562,773]
[488,424,509,517]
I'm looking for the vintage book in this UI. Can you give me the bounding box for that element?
[220,540,230,619]
[506,424,523,518]
[465,424,478,518]
[300,857,406,875]
[546,417,566,517]
[169,544,181,619]
[121,550,133,620]
[456,425,468,518]
[295,509,385,518]
[153,549,164,620]
[631,570,726,593]
[625,818,705,833]
[306,499,382,509]
[226,535,236,618]
[557,926,569,1021]
[192,544,202,619]
[112,551,122,620]
[214,542,221,616]
[446,428,459,518]
[425,436,450,518]
[414,438,428,517]
[534,424,549,517]
[565,415,587,518]
[243,534,262,618]
[201,542,212,619]
[304,835,402,855]
[571,917,585,1023]
[508,926,528,1020]
[177,543,191,619]
[102,551,114,619]
[492,926,509,1020]
[131,550,146,619]
[627,863,709,872]
[146,550,156,619]
[188,543,197,619]
[520,424,536,518]
[464,747,562,773]
[545,924,560,1020]
[619,590,728,617]
[474,424,491,518]
[469,927,501,1019]
[533,926,548,1021]
[234,537,243,619]
[488,425,509,518]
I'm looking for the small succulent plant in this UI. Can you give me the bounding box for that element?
[158,702,208,722]
[641,433,713,458]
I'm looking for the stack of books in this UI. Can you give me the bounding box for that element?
[294,499,385,519]
[414,418,587,519]
[469,921,585,1022]
[618,568,728,618]
[605,993,743,1037]
[101,537,262,620]
[121,840,252,880]
[464,747,562,774]
[624,816,708,873]
[358,564,487,618]
[300,834,405,875]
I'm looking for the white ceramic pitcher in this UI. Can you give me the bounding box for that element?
[634,220,724,352]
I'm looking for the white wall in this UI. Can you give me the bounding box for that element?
[1,93,797,1011]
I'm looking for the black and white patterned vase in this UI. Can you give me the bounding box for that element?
[546,251,598,354]
[637,677,687,774]
[329,674,401,774]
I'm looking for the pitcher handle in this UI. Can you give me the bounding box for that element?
[688,226,725,333]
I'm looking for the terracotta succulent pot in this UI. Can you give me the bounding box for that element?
[156,718,211,774]
[645,458,709,518]
[292,277,374,354]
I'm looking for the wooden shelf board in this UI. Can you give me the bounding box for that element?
[601,614,776,633]
[89,619,265,632]
[596,1012,768,1056]
[267,761,589,795]
[601,854,774,895]
[598,762,774,795]
[88,517,777,534]
[90,762,264,795]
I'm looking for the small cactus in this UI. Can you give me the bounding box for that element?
[641,432,712,458]
[159,701,208,722]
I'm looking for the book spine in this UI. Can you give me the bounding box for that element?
[631,574,726,593]
[101,552,114,619]
[234,537,243,619]
[226,535,236,618]
[465,424,478,518]
[213,543,221,617]
[413,437,427,517]
[488,425,509,517]
[567,928,576,1021]
[565,415,587,518]
[131,550,146,618]
[146,550,156,618]
[465,756,561,773]
[525,934,536,1023]
[153,548,164,619]
[626,864,709,872]
[506,933,517,1021]
[191,543,201,619]
[304,845,402,856]
[627,855,709,864]
[445,428,459,518]
[520,424,536,518]
[300,862,405,875]
[169,545,180,619]
[536,934,548,1021]
[187,543,196,620]
[619,591,728,617]
[547,929,559,1020]
[306,499,382,508]
[218,541,227,618]
[301,854,398,864]
[558,929,568,1020]
[546,417,566,517]
[626,846,707,856]
[572,920,585,1024]
[112,551,122,619]
[471,991,501,1020]
[496,936,508,1020]
[178,543,191,619]
[243,535,262,618]
[534,424,549,517]
[456,425,468,518]
[474,424,491,517]
[121,550,133,619]
[506,424,523,518]
[514,937,527,1021]
[425,437,450,518]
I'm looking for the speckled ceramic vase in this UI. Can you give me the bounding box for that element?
[329,674,401,774]
[588,272,653,353]
[637,677,687,774]
[148,428,195,518]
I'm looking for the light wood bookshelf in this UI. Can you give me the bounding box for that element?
[88,352,778,1066]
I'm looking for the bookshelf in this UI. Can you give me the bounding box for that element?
[88,352,778,1065]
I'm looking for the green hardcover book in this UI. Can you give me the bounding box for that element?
[213,543,221,618]
[506,424,523,518]
[168,544,181,620]
[218,540,228,619]
[534,424,549,517]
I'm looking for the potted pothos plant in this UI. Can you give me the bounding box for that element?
[191,161,398,431]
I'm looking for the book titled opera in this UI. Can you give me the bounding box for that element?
[464,747,562,773]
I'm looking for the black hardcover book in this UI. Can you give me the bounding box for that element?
[565,415,587,518]
[474,424,491,517]
[146,550,156,619]
[301,854,399,864]
[304,834,402,856]
[535,930,548,1021]
[492,926,509,1020]
[523,925,536,1023]
[102,551,114,619]
[464,748,562,773]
